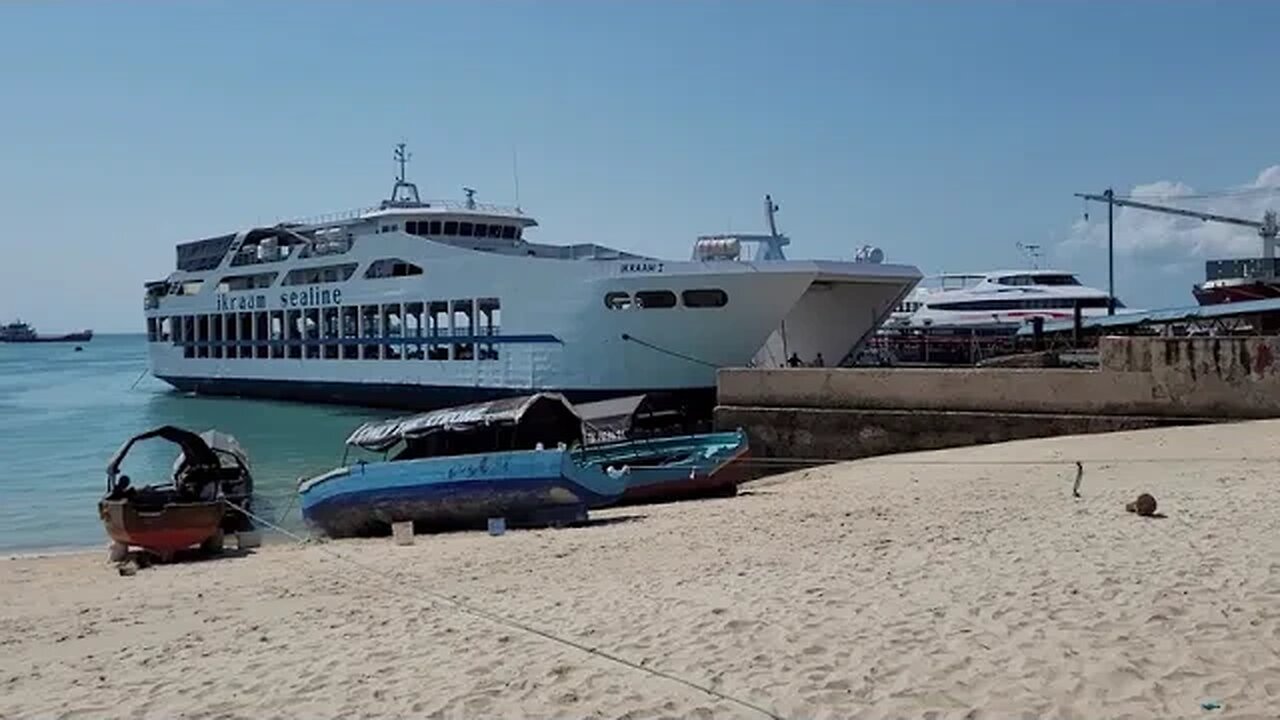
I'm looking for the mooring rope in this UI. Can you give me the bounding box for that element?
[223,500,786,720]
[127,367,150,391]
[620,333,720,369]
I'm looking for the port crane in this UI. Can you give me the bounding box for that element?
[1075,188,1280,314]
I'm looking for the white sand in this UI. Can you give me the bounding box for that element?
[4,421,1280,719]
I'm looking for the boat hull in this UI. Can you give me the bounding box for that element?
[581,430,751,506]
[98,498,224,554]
[1193,281,1280,306]
[1,330,93,343]
[298,449,626,538]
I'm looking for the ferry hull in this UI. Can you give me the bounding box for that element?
[157,374,716,412]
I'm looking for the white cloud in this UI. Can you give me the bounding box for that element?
[1055,165,1280,307]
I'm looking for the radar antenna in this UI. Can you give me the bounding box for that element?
[463,187,477,210]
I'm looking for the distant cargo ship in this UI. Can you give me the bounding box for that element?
[0,320,93,343]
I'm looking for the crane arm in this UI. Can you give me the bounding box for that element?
[1075,192,1264,230]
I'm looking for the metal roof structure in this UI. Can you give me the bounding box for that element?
[1019,297,1280,335]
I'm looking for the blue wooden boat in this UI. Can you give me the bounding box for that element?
[578,429,750,505]
[297,394,627,537]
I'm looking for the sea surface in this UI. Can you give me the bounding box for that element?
[0,335,391,552]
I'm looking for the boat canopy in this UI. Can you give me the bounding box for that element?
[576,394,707,446]
[105,425,222,488]
[346,392,585,455]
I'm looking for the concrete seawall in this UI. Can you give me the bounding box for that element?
[715,336,1280,462]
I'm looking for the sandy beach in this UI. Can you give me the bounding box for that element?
[4,421,1280,719]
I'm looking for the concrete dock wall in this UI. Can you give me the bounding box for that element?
[715,406,1208,463]
[716,336,1280,463]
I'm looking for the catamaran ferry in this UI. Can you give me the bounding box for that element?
[143,145,921,409]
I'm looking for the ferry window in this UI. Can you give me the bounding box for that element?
[382,304,403,360]
[443,220,458,235]
[321,308,339,359]
[253,312,268,358]
[429,221,442,235]
[212,315,225,359]
[147,318,158,342]
[194,315,208,358]
[341,306,359,359]
[406,221,418,234]
[635,290,677,309]
[478,298,500,360]
[473,223,488,239]
[160,317,173,343]
[458,222,474,237]
[183,316,196,358]
[452,299,474,361]
[604,292,632,310]
[303,309,321,359]
[501,226,516,240]
[364,258,424,279]
[224,315,238,358]
[361,305,381,360]
[404,302,425,359]
[515,227,523,241]
[239,311,253,356]
[427,301,450,360]
[269,311,285,359]
[286,310,303,359]
[283,263,356,285]
[217,272,277,292]
[682,289,728,308]
[180,280,204,296]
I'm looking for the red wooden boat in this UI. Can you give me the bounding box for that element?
[99,426,254,559]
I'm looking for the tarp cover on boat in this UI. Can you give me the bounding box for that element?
[577,395,647,445]
[576,393,708,446]
[346,393,584,454]
[107,425,220,482]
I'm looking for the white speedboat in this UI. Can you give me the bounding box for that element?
[888,269,1123,332]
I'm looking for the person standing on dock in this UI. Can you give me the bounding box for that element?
[787,352,803,367]
[811,352,825,367]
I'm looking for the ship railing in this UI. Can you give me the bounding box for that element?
[283,199,525,228]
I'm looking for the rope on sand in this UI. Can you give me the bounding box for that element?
[223,500,787,720]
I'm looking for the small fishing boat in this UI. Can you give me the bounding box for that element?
[99,426,255,559]
[578,429,750,505]
[298,393,628,538]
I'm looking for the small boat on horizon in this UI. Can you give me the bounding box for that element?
[0,320,93,343]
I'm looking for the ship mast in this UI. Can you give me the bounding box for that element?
[383,142,423,208]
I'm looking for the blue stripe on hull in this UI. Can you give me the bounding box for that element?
[156,375,716,412]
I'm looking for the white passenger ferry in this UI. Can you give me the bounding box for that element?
[888,269,1123,330]
[143,145,921,409]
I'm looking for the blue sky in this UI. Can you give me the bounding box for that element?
[2,1,1277,331]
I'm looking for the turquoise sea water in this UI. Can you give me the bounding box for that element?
[0,335,390,552]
